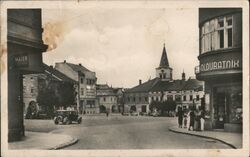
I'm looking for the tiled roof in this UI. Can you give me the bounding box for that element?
[150,79,186,92]
[182,78,203,91]
[126,77,203,93]
[65,62,92,73]
[125,78,160,93]
[43,63,77,83]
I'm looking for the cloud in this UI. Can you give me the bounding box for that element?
[43,8,198,88]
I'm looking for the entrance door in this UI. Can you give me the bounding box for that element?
[141,105,146,112]
[215,93,226,129]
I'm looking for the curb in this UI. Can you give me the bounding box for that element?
[168,127,237,149]
[49,137,78,150]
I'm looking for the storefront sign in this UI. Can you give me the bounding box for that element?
[200,59,240,72]
[14,54,29,67]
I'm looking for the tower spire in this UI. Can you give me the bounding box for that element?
[159,43,169,68]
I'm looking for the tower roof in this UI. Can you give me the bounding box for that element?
[159,44,169,68]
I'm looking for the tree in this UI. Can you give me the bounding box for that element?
[37,83,58,118]
[57,82,76,109]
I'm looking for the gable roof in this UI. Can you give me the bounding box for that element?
[159,45,169,68]
[65,62,92,73]
[125,78,160,93]
[43,63,77,83]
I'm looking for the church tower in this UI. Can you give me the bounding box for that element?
[156,44,173,81]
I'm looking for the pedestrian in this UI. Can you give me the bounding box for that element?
[177,107,183,128]
[188,108,195,131]
[200,109,205,131]
[183,110,188,128]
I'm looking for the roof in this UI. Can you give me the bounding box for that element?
[150,79,186,92]
[158,44,169,68]
[43,63,77,83]
[65,62,92,73]
[126,77,204,93]
[96,84,110,90]
[125,78,160,93]
[182,78,203,91]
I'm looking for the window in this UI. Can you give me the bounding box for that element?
[145,97,148,102]
[201,15,233,54]
[104,97,106,102]
[156,97,159,101]
[167,95,173,101]
[196,95,200,100]
[183,95,186,101]
[80,88,84,95]
[30,88,34,93]
[190,95,193,101]
[133,97,136,102]
[127,97,130,102]
[111,97,112,101]
[139,97,141,101]
[80,78,84,84]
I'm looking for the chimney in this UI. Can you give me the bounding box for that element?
[64,60,66,63]
[79,63,82,66]
[139,79,142,85]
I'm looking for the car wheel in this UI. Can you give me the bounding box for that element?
[54,117,59,125]
[77,117,82,124]
[63,117,70,125]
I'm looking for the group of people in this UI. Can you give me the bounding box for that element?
[176,107,205,131]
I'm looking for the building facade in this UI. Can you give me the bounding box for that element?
[55,61,98,114]
[124,45,204,114]
[23,64,77,116]
[96,84,123,113]
[7,9,48,141]
[196,8,242,132]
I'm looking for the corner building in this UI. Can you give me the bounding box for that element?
[196,8,242,132]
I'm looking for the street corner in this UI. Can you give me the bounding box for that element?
[168,125,241,149]
[8,131,78,150]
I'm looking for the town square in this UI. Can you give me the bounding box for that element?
[1,1,249,157]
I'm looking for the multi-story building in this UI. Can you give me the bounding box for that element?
[23,63,77,115]
[7,9,48,141]
[96,84,124,113]
[55,60,98,114]
[124,44,204,114]
[196,8,242,132]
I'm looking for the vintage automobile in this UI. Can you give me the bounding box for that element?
[54,110,82,125]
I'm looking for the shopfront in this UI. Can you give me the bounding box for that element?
[196,8,242,132]
[212,82,242,131]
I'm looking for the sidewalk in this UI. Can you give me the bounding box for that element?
[8,131,78,150]
[169,126,242,149]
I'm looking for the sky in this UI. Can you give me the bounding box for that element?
[42,7,199,88]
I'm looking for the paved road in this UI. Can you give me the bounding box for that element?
[30,115,231,149]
